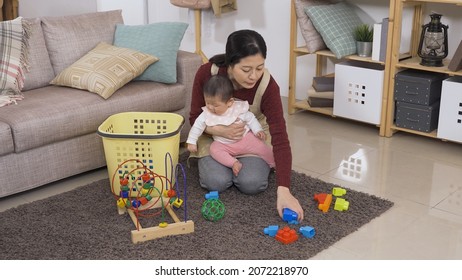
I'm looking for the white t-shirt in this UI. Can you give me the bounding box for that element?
[187,100,263,145]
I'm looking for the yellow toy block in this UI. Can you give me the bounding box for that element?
[172,198,183,208]
[332,187,347,197]
[163,190,169,197]
[117,198,126,208]
[334,198,349,211]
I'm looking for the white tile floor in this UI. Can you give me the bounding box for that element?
[2,98,462,259]
[287,109,462,260]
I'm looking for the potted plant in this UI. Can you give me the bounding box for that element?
[353,24,374,57]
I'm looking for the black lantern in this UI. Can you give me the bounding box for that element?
[418,13,449,67]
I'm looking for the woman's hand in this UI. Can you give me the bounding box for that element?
[206,121,246,140]
[277,186,304,222]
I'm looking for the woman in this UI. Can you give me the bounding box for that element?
[189,29,304,221]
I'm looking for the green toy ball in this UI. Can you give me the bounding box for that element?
[201,199,225,222]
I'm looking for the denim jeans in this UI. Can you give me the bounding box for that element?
[198,155,270,194]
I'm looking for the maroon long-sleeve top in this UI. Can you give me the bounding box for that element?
[189,62,292,188]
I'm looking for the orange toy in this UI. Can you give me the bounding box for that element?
[313,193,328,204]
[275,226,298,244]
[317,194,332,213]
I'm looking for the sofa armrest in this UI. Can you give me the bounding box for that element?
[176,50,202,138]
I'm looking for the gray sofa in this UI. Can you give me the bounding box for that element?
[0,10,202,198]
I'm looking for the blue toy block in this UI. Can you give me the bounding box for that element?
[263,225,279,237]
[205,191,219,200]
[131,200,141,208]
[282,208,299,224]
[120,190,129,198]
[300,226,316,238]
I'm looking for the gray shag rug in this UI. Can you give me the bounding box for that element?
[0,153,393,260]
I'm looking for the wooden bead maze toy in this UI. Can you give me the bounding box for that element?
[111,153,194,244]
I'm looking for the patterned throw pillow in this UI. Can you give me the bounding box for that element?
[294,0,331,53]
[113,22,188,84]
[305,2,363,59]
[50,42,158,99]
[0,17,31,107]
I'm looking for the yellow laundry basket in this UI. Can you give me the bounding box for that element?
[97,112,184,195]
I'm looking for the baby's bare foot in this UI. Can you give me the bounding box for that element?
[232,160,243,176]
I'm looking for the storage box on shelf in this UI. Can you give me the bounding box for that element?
[437,76,462,143]
[333,61,385,125]
[395,101,440,132]
[393,69,447,133]
[384,0,462,140]
[288,0,392,136]
[394,69,447,106]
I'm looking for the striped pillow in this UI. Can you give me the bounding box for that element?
[50,42,158,99]
[0,17,31,106]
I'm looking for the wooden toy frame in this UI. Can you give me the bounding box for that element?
[112,158,194,244]
[119,203,194,244]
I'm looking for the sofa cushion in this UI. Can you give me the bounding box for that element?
[41,10,124,76]
[0,122,14,156]
[0,82,186,153]
[113,22,188,84]
[50,42,158,99]
[22,18,55,91]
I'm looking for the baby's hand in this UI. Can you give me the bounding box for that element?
[187,143,198,153]
[256,131,266,141]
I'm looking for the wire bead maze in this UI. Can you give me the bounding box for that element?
[110,152,194,243]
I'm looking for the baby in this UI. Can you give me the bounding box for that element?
[187,75,275,176]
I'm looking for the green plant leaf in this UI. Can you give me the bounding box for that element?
[353,24,374,42]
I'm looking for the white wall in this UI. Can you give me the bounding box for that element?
[18,0,462,100]
[149,0,295,98]
[19,0,96,17]
[97,0,147,25]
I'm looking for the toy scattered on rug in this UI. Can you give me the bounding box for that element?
[264,224,316,244]
[282,208,299,224]
[314,186,349,212]
[263,208,316,244]
[201,191,226,222]
[111,153,194,243]
[275,226,298,244]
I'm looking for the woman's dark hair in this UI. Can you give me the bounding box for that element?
[203,75,234,102]
[209,29,267,67]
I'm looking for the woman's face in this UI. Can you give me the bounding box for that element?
[228,54,265,89]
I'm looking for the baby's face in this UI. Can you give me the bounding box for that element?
[204,95,233,115]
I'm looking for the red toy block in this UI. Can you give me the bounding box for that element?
[139,197,149,205]
[275,226,298,244]
[141,173,151,182]
[314,193,328,204]
[318,194,332,212]
[167,189,177,198]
